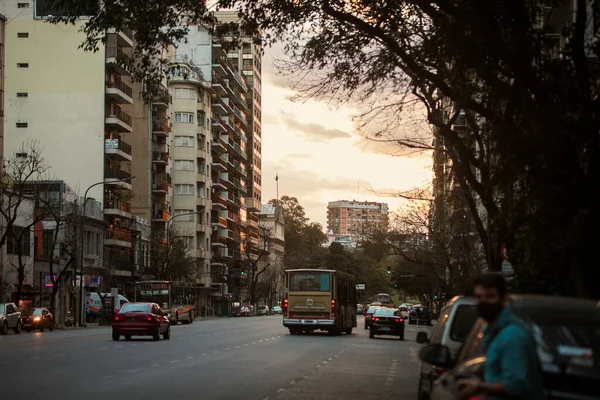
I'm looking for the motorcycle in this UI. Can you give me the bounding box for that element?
[64,311,75,327]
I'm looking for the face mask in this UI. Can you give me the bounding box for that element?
[476,301,503,323]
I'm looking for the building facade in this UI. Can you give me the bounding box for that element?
[258,204,285,307]
[326,200,389,238]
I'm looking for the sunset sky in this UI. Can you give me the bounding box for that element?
[259,47,433,229]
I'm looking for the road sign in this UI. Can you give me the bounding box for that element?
[501,260,514,276]
[501,243,509,261]
[399,274,415,278]
[356,284,366,290]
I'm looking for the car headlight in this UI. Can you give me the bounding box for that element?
[166,313,171,319]
[34,317,41,322]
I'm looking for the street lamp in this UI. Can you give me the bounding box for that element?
[78,176,135,327]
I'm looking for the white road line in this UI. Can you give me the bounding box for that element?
[271,337,276,339]
[290,381,295,385]
[259,340,264,342]
[214,350,219,353]
[316,365,321,368]
[115,345,123,348]
[328,357,333,361]
[104,375,116,379]
[304,375,309,379]
[235,345,240,348]
[170,360,179,364]
[322,361,327,364]
[152,364,160,368]
[131,344,138,346]
[277,389,285,393]
[97,348,107,351]
[54,353,66,357]
[243,344,248,346]
[187,356,194,360]
[225,348,230,351]
[201,353,207,356]
[252,342,257,344]
[129,369,140,373]
[29,357,41,360]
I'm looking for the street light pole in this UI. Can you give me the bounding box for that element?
[79,177,135,327]
[162,211,202,276]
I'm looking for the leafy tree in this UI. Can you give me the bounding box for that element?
[148,225,196,281]
[240,225,273,306]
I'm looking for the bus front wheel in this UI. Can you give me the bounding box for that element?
[344,327,353,335]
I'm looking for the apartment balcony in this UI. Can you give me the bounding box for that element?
[152,180,169,194]
[106,77,133,104]
[233,179,247,193]
[196,249,211,259]
[246,197,261,212]
[212,216,228,229]
[211,137,227,153]
[152,151,169,165]
[212,195,228,210]
[104,198,132,219]
[232,104,247,125]
[214,247,233,259]
[152,208,169,222]
[196,172,209,184]
[153,87,172,108]
[105,228,132,248]
[105,167,133,188]
[233,160,247,177]
[229,140,248,161]
[196,196,209,208]
[211,156,227,172]
[108,27,134,48]
[232,196,246,209]
[248,218,259,229]
[212,178,227,191]
[105,46,131,76]
[212,99,227,115]
[105,108,133,132]
[196,223,209,233]
[104,138,132,161]
[152,118,170,138]
[211,81,227,96]
[212,119,226,133]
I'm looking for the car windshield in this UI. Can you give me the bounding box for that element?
[374,308,398,317]
[0,304,4,314]
[22,308,42,316]
[449,305,479,342]
[367,307,381,315]
[120,303,151,313]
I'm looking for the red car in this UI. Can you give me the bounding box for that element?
[112,302,171,341]
[21,307,54,332]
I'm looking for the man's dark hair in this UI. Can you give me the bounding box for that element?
[474,272,507,298]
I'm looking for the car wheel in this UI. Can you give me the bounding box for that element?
[86,314,96,323]
[369,330,375,339]
[152,328,160,341]
[112,332,120,341]
[0,321,7,335]
[399,334,404,341]
[39,325,44,333]
[49,322,54,332]
[26,328,31,333]
[14,320,22,334]
[124,334,132,340]
[163,326,171,340]
[345,328,353,335]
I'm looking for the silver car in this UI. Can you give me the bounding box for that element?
[0,302,23,335]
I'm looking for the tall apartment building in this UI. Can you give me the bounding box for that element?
[167,55,215,306]
[327,200,389,237]
[175,26,251,306]
[3,4,137,284]
[215,10,263,245]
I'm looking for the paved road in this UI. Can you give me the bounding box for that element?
[0,315,430,400]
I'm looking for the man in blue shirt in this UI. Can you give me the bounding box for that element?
[458,273,545,400]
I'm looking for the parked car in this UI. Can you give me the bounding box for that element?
[257,305,270,316]
[422,295,600,400]
[21,307,54,332]
[357,304,364,314]
[112,302,171,341]
[0,302,22,335]
[369,307,405,340]
[415,296,478,400]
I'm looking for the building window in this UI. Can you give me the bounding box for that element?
[17,92,28,97]
[174,136,194,147]
[174,184,194,195]
[16,122,28,128]
[197,110,206,127]
[17,63,29,68]
[174,160,194,171]
[174,209,195,222]
[43,230,55,259]
[17,32,29,38]
[7,226,31,256]
[174,88,194,99]
[17,3,29,8]
[174,112,194,123]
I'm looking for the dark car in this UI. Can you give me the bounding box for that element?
[112,302,171,341]
[409,305,431,325]
[22,307,54,332]
[370,308,405,340]
[421,295,600,400]
[364,306,382,329]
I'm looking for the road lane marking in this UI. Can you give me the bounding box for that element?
[104,375,116,379]
[259,340,263,342]
[170,360,179,364]
[289,381,295,385]
[235,345,240,348]
[115,345,122,348]
[54,353,66,357]
[97,348,107,351]
[187,356,194,360]
[252,342,256,344]
[152,364,160,368]
[243,344,248,346]
[214,350,219,353]
[225,348,230,351]
[277,389,285,393]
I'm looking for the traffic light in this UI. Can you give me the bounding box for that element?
[394,283,398,288]
[387,266,391,274]
[241,270,245,275]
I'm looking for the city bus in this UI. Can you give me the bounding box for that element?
[283,269,357,335]
[375,293,394,307]
[134,281,198,324]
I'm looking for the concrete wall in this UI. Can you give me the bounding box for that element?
[3,9,105,201]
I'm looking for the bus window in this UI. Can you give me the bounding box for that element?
[289,271,331,292]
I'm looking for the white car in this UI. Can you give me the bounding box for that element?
[0,302,23,335]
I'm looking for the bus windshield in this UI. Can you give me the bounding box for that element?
[289,271,331,292]
[136,282,169,310]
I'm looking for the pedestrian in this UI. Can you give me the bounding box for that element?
[458,272,545,400]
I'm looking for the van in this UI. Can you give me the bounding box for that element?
[85,292,129,323]
[415,296,478,400]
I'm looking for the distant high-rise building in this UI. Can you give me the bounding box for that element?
[327,200,389,237]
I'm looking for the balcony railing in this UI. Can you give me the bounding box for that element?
[104,138,132,155]
[106,107,132,126]
[104,198,132,213]
[105,167,132,181]
[213,216,227,226]
[153,88,172,105]
[107,77,133,97]
[153,118,170,132]
[106,46,131,65]
[212,196,228,208]
[152,209,169,221]
[152,151,169,162]
[152,181,169,192]
[106,228,132,242]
